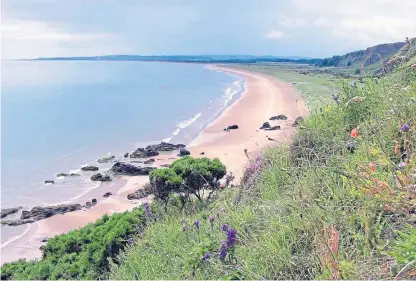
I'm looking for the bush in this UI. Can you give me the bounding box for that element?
[149,157,226,206]
[1,208,147,280]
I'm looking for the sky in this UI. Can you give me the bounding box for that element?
[2,0,416,59]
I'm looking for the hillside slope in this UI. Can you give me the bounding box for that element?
[382,37,416,73]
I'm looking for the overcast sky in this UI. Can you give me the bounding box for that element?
[2,0,416,59]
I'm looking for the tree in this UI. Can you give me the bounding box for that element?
[355,68,361,75]
[149,157,226,207]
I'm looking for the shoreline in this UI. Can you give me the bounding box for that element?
[1,65,306,265]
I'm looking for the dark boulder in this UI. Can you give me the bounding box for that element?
[178,148,191,157]
[81,166,99,172]
[111,162,156,176]
[200,152,205,155]
[292,116,304,127]
[270,115,287,120]
[124,152,129,158]
[1,207,22,219]
[160,164,171,168]
[40,237,49,243]
[69,173,80,176]
[127,189,150,200]
[44,180,55,184]
[260,122,271,130]
[92,198,97,204]
[145,142,186,152]
[144,158,156,164]
[56,173,68,177]
[130,148,159,158]
[98,156,115,163]
[91,173,112,181]
[2,219,35,226]
[265,125,281,131]
[103,192,112,197]
[224,125,239,131]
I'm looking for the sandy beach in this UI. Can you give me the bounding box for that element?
[1,65,306,264]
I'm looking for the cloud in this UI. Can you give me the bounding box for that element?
[2,18,123,59]
[289,0,416,46]
[278,15,307,28]
[265,29,286,39]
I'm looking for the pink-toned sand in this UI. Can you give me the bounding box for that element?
[1,65,306,264]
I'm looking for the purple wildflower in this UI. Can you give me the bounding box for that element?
[144,202,151,217]
[194,220,200,229]
[217,242,228,261]
[126,238,134,245]
[401,123,410,132]
[226,228,238,247]
[201,252,211,261]
[332,94,340,104]
[398,162,408,169]
[242,156,262,187]
[221,223,229,232]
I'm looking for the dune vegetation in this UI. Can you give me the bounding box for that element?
[1,63,415,280]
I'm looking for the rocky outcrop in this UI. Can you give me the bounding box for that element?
[85,199,97,209]
[224,125,239,131]
[127,190,150,200]
[81,166,99,172]
[103,192,112,197]
[265,125,281,131]
[44,180,55,184]
[292,116,304,127]
[111,162,156,176]
[260,122,271,130]
[145,142,185,152]
[130,148,159,158]
[124,152,129,158]
[270,115,287,120]
[91,173,112,181]
[98,156,115,163]
[69,173,80,176]
[1,207,22,219]
[20,204,82,221]
[178,148,190,157]
[144,158,155,164]
[56,173,68,177]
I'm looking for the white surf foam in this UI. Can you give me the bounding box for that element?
[177,112,202,129]
[1,224,31,248]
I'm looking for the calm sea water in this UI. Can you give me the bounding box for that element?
[1,61,244,210]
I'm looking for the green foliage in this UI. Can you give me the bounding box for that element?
[1,208,147,280]
[149,157,226,205]
[355,68,361,75]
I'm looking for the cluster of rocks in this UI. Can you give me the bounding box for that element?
[260,122,281,131]
[81,166,99,172]
[56,173,80,177]
[97,155,115,163]
[2,204,84,226]
[111,162,155,176]
[178,148,190,157]
[127,189,150,200]
[269,115,287,120]
[1,207,22,219]
[144,158,155,164]
[130,142,186,158]
[91,173,111,181]
[224,125,239,131]
[85,198,97,209]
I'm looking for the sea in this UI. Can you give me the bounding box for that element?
[1,61,244,244]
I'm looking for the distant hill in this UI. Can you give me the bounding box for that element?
[31,55,319,64]
[318,42,405,69]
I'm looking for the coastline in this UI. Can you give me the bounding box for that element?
[1,65,306,265]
